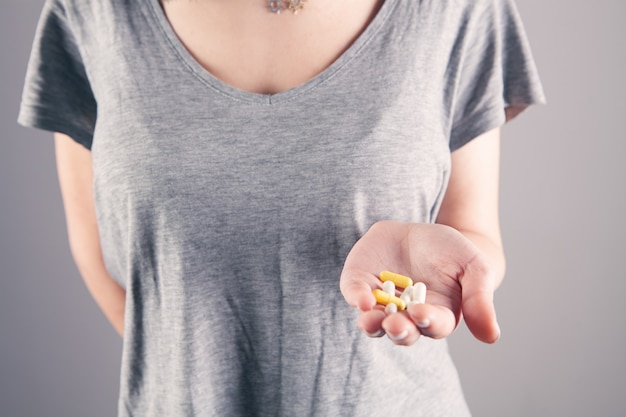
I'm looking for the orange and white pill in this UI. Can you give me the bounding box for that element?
[372,289,406,311]
[380,271,413,289]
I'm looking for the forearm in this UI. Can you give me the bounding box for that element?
[55,132,125,337]
[436,127,505,290]
[67,219,126,337]
[74,258,126,337]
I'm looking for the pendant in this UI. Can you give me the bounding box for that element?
[286,0,305,14]
[268,0,306,14]
[268,0,284,14]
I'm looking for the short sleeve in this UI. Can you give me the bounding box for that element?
[448,0,546,152]
[17,0,96,150]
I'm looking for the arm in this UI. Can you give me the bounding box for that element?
[54,132,126,337]
[436,127,505,287]
[340,128,503,345]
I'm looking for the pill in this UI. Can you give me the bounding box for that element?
[411,282,427,304]
[384,303,398,315]
[382,280,396,296]
[400,287,412,305]
[372,289,406,311]
[380,271,413,289]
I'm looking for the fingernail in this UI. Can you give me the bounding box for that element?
[365,329,385,338]
[387,329,408,341]
[417,319,430,328]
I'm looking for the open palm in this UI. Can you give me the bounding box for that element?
[340,221,500,346]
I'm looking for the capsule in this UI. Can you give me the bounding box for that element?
[380,271,413,289]
[373,289,406,311]
[384,303,398,315]
[400,286,413,305]
[411,282,427,304]
[382,280,396,296]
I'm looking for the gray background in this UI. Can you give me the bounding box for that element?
[1,0,624,416]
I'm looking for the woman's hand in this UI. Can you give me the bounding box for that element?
[340,221,500,346]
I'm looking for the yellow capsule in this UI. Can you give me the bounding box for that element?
[379,271,413,289]
[372,289,406,311]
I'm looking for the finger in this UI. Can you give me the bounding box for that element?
[406,303,457,339]
[381,312,421,346]
[357,309,387,337]
[340,270,378,311]
[459,255,501,343]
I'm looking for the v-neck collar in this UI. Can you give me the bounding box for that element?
[144,0,398,104]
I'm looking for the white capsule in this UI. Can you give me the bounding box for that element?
[384,302,398,315]
[400,287,412,305]
[411,282,427,304]
[382,280,396,296]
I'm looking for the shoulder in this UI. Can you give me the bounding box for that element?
[39,0,136,49]
[404,0,514,30]
[45,0,124,25]
[423,0,517,21]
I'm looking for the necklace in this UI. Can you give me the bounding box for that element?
[268,0,306,14]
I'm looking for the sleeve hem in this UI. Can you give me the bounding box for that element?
[17,103,93,150]
[449,98,545,152]
[449,101,505,152]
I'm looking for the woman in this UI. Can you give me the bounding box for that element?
[19,0,545,415]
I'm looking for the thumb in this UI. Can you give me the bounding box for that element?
[459,255,501,343]
[340,269,377,312]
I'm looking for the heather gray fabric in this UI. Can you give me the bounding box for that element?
[18,0,545,415]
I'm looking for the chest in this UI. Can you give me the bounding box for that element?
[90,0,453,234]
[159,0,383,94]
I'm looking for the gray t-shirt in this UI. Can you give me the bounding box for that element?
[19,0,545,415]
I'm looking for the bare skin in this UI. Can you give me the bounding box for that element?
[55,1,506,344]
[159,0,384,94]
